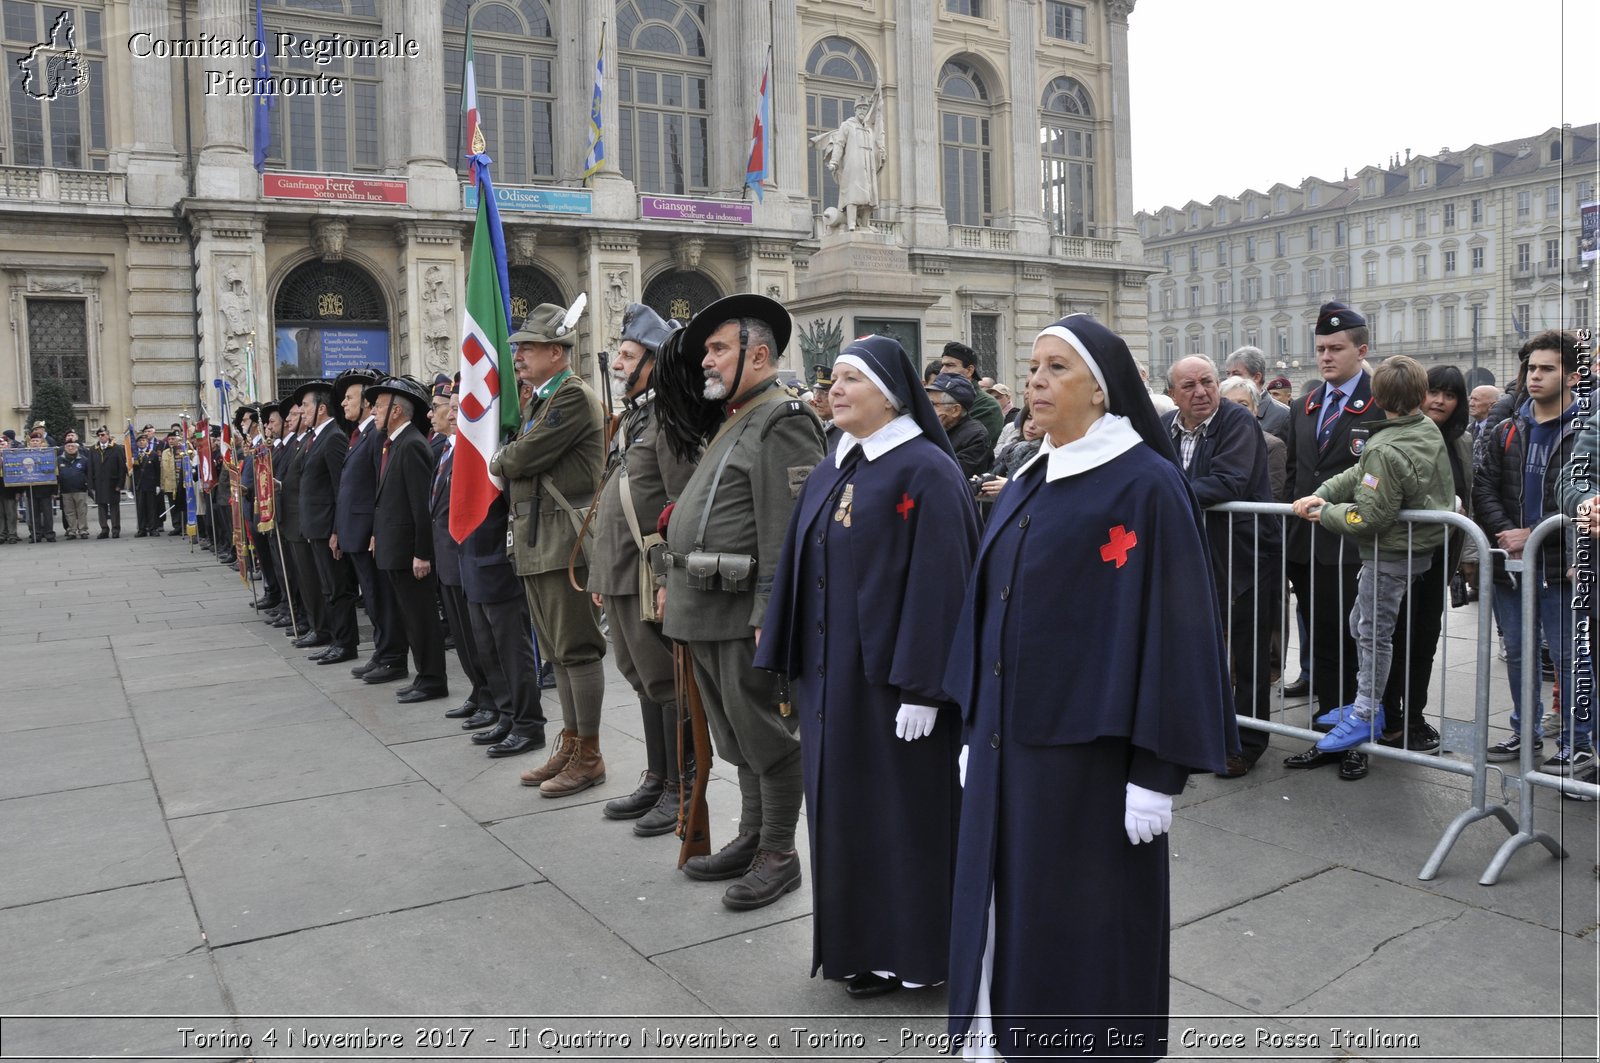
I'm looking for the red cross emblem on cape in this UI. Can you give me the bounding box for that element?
[1099,524,1138,568]
[897,492,916,520]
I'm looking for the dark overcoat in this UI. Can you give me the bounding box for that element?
[1284,371,1385,565]
[335,422,380,549]
[373,424,435,571]
[942,441,1236,1060]
[430,447,464,587]
[298,422,348,542]
[757,435,978,983]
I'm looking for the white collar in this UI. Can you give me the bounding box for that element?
[310,417,333,438]
[835,413,923,467]
[359,414,375,432]
[1016,413,1142,482]
[1173,410,1217,437]
[388,421,410,443]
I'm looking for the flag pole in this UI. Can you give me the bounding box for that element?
[272,523,299,638]
[454,1,474,183]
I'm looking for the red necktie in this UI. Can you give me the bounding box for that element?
[350,427,358,445]
[380,437,390,478]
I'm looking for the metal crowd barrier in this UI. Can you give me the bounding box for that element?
[1481,512,1600,884]
[1206,502,1523,883]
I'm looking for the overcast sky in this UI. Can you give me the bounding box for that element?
[1127,0,1599,213]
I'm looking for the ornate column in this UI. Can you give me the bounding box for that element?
[1106,0,1140,260]
[1003,0,1048,253]
[190,212,269,406]
[769,0,804,211]
[397,0,458,209]
[124,0,185,205]
[578,230,642,392]
[194,0,254,200]
[893,0,945,247]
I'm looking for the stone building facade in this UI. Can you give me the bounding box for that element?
[1137,124,1597,393]
[1,0,1157,431]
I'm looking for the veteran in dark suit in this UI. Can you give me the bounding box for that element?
[87,425,127,538]
[658,294,825,911]
[490,302,608,797]
[293,378,360,664]
[1283,303,1388,727]
[367,375,449,703]
[331,368,408,685]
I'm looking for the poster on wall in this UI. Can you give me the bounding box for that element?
[276,327,390,379]
[1581,201,1598,264]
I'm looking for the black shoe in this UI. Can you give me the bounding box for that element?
[486,732,545,758]
[682,831,761,882]
[844,972,901,1000]
[270,615,293,628]
[443,701,478,719]
[722,849,801,910]
[461,708,499,731]
[292,632,330,649]
[168,529,182,537]
[97,531,109,540]
[1283,745,1342,770]
[112,531,121,539]
[135,530,149,538]
[396,687,447,704]
[1281,677,1311,698]
[603,772,665,820]
[350,657,381,678]
[1215,754,1252,779]
[471,717,513,745]
[634,785,682,837]
[1339,752,1369,780]
[361,664,408,685]
[315,647,358,665]
[1379,722,1440,753]
[253,595,282,610]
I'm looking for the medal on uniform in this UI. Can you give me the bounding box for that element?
[833,483,854,528]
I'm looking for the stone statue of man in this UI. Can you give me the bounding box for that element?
[823,91,885,231]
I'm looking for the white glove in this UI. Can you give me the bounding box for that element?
[894,703,938,741]
[958,745,969,788]
[1124,782,1173,845]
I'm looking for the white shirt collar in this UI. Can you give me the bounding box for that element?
[835,413,923,467]
[359,414,375,432]
[1015,413,1142,482]
[310,417,333,438]
[388,421,410,443]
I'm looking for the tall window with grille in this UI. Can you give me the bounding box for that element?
[27,299,89,403]
[2,2,109,169]
[264,0,383,172]
[443,0,554,185]
[938,59,992,227]
[617,0,710,195]
[970,313,999,380]
[804,37,875,216]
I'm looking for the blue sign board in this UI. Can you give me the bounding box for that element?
[276,327,390,378]
[2,448,58,487]
[463,184,593,215]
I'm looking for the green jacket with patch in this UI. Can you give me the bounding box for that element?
[490,370,604,577]
[1316,412,1453,561]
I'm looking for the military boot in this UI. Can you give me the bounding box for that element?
[539,734,606,798]
[722,848,802,910]
[603,771,664,820]
[519,729,576,787]
[681,831,760,881]
[633,779,681,837]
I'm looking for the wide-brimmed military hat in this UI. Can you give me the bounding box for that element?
[364,374,433,433]
[679,293,791,363]
[230,404,259,430]
[275,394,301,421]
[509,302,579,347]
[288,378,338,413]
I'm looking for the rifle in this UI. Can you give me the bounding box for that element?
[674,642,712,867]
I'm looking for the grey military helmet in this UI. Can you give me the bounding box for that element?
[620,302,680,354]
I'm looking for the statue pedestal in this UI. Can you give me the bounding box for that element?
[790,230,938,362]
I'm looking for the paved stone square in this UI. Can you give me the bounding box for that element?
[0,524,1594,1061]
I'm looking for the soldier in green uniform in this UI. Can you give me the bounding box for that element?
[489,302,609,798]
[591,303,699,836]
[657,294,825,910]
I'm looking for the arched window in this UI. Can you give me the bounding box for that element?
[642,269,721,324]
[444,0,555,184]
[507,265,564,327]
[273,260,389,397]
[263,0,384,172]
[939,59,993,227]
[617,0,710,194]
[804,37,876,214]
[1040,77,1093,237]
[2,2,110,170]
